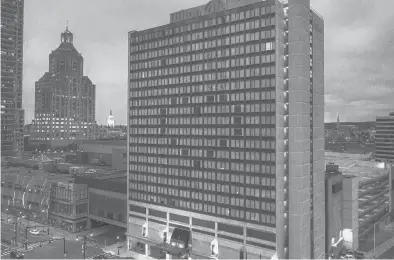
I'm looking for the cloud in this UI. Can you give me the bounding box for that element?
[315,0,394,122]
[22,0,394,124]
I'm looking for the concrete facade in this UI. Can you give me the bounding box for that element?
[325,169,344,255]
[342,175,359,250]
[287,0,325,258]
[128,0,324,259]
[1,0,25,157]
[375,112,394,163]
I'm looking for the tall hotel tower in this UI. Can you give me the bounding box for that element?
[127,0,325,259]
[31,28,96,147]
[1,0,25,157]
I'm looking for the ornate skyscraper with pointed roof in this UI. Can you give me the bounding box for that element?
[31,27,96,147]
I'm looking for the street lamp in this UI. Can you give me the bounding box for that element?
[116,236,120,256]
[76,233,94,259]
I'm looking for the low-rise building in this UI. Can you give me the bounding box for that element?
[1,167,88,232]
[74,171,127,229]
[325,163,344,257]
[325,152,392,252]
[78,140,127,170]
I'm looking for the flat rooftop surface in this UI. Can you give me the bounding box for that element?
[82,139,126,146]
[1,166,71,182]
[325,152,389,181]
[107,176,127,183]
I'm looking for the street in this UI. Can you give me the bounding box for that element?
[1,219,110,259]
[1,239,104,259]
[1,222,50,246]
[379,245,394,259]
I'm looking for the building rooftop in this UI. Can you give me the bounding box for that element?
[82,139,126,146]
[1,166,71,182]
[325,152,389,181]
[74,174,126,194]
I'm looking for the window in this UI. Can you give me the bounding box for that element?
[219,140,228,147]
[234,129,243,136]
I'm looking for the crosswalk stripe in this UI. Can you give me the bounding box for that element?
[87,252,115,260]
[1,247,13,257]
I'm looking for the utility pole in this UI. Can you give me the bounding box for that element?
[63,237,67,259]
[373,221,376,258]
[14,221,18,246]
[25,226,28,249]
[83,237,86,259]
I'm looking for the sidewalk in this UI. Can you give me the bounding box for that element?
[365,236,394,258]
[102,244,147,260]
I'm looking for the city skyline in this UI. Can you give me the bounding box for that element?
[22,0,394,125]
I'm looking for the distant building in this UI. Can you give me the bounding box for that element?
[375,112,394,163]
[30,27,96,148]
[325,152,392,252]
[107,109,115,127]
[1,0,25,157]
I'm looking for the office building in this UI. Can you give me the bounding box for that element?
[127,0,324,259]
[375,112,394,163]
[1,0,25,157]
[30,27,96,147]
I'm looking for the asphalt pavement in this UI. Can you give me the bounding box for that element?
[21,239,104,259]
[379,245,394,259]
[1,222,50,245]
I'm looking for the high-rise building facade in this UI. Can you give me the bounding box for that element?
[375,112,394,163]
[31,28,96,147]
[127,0,324,259]
[1,0,25,157]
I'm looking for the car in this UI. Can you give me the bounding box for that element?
[354,251,365,259]
[10,250,24,259]
[29,229,40,235]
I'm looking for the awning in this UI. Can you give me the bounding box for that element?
[211,238,218,256]
[160,228,191,256]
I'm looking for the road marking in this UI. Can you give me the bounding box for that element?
[87,252,115,259]
[1,246,13,257]
[28,242,43,249]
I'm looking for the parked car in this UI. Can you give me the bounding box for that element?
[354,251,365,259]
[10,250,24,259]
[29,229,40,235]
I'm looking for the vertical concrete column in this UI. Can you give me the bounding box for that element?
[145,244,150,256]
[274,1,286,259]
[311,10,325,259]
[287,0,312,258]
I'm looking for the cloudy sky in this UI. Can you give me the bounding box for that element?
[23,0,394,125]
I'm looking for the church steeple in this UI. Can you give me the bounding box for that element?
[110,109,112,116]
[61,23,73,44]
[336,113,340,130]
